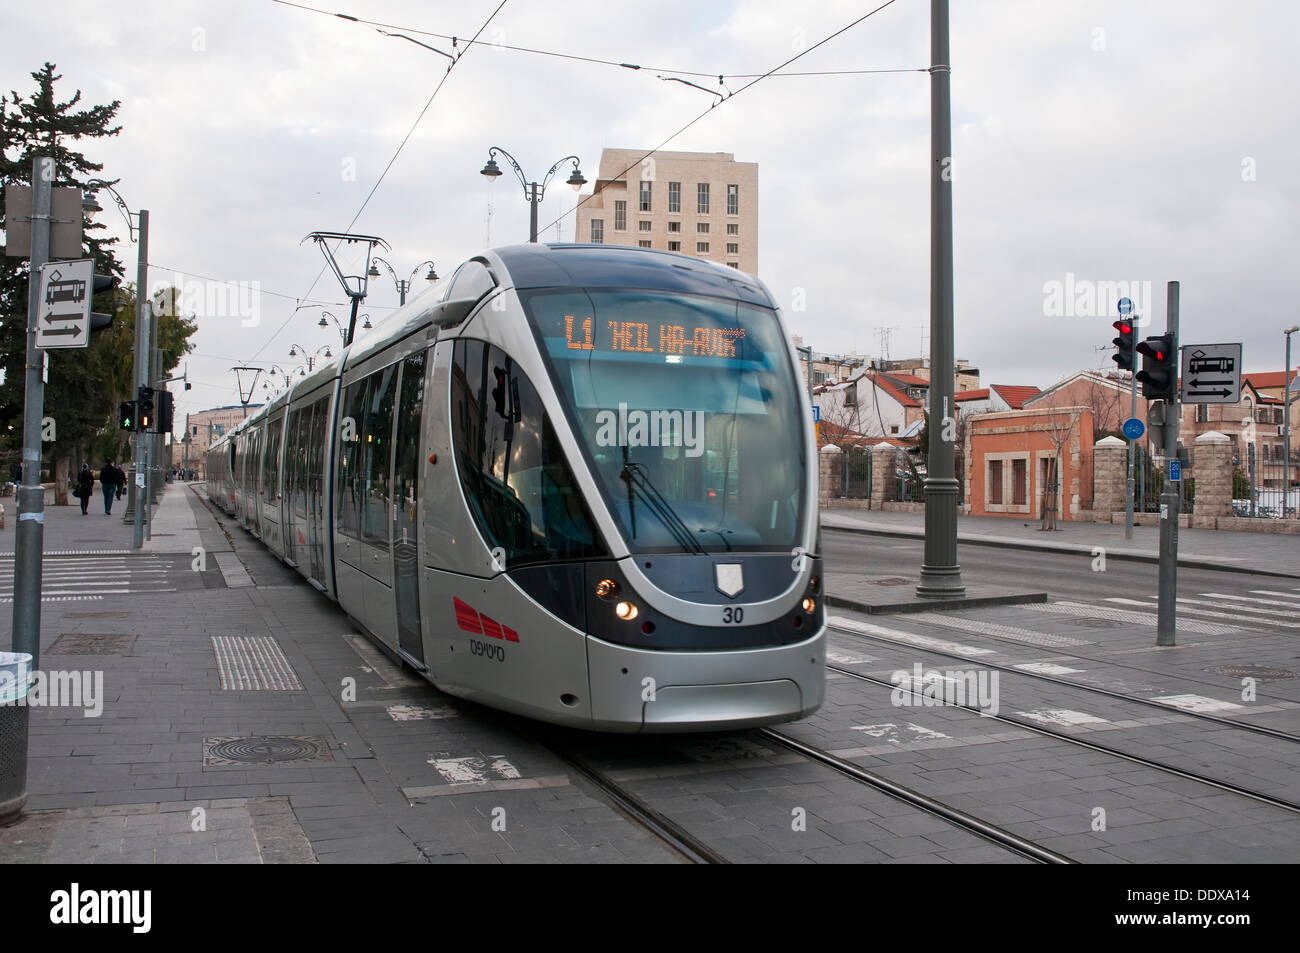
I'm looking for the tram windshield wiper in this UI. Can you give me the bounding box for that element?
[619,461,706,555]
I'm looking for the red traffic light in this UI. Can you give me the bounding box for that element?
[1112,320,1132,335]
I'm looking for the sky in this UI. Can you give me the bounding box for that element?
[4,0,1299,426]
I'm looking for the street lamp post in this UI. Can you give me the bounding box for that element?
[83,180,150,549]
[288,343,332,372]
[368,258,438,305]
[1285,324,1299,517]
[479,147,587,243]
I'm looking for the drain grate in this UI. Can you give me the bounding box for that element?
[49,633,137,655]
[870,577,913,587]
[203,735,333,766]
[1209,664,1297,681]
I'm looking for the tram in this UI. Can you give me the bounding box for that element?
[207,243,825,731]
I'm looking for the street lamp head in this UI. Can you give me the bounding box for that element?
[425,266,438,281]
[480,157,503,180]
[324,346,333,358]
[288,346,297,357]
[1285,325,1300,334]
[81,190,103,213]
[367,263,381,278]
[567,167,587,191]
[361,315,372,330]
[319,316,328,328]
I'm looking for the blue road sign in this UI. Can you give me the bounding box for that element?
[1118,297,1133,315]
[1122,416,1145,440]
[1169,459,1182,482]
[812,405,821,423]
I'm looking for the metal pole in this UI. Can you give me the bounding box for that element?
[1156,281,1180,646]
[344,295,361,347]
[1125,347,1138,539]
[398,280,407,307]
[1285,329,1294,517]
[12,156,53,667]
[917,0,965,598]
[132,211,149,548]
[529,183,539,243]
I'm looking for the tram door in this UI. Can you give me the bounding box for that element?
[391,350,426,665]
[305,401,328,585]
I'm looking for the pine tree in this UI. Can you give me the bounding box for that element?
[1,63,128,488]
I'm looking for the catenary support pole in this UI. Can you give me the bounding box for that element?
[917,0,965,597]
[132,210,149,548]
[1156,281,1180,646]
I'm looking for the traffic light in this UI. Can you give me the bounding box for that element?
[491,367,507,418]
[1135,333,1177,400]
[118,400,135,431]
[158,390,175,434]
[1111,319,1136,372]
[138,385,155,432]
[90,273,119,333]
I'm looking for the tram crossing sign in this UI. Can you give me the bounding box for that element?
[1180,343,1242,404]
[35,258,94,349]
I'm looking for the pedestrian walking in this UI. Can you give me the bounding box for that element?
[75,464,94,515]
[100,460,122,514]
[114,462,127,501]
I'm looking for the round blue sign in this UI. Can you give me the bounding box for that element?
[1117,297,1133,315]
[1122,416,1144,440]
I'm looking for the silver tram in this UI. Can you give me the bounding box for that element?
[206,244,825,731]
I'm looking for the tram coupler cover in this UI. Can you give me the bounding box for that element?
[0,652,32,826]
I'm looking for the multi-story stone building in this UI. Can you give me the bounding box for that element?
[575,149,758,274]
[180,404,262,477]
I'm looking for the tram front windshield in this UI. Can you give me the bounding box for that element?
[524,289,807,555]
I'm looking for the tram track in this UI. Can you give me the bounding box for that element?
[829,620,1300,745]
[819,653,1300,818]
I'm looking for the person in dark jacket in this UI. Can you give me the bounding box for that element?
[76,464,94,515]
[99,461,121,514]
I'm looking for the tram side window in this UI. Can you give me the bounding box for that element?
[451,339,606,567]
[361,364,398,548]
[336,379,369,539]
[262,420,281,501]
[394,350,427,518]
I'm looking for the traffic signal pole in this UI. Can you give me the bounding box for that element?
[131,210,149,549]
[1126,358,1137,540]
[1156,281,1180,646]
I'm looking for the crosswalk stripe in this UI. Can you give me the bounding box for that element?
[911,611,1091,648]
[1017,709,1108,727]
[1176,596,1299,618]
[1106,597,1300,629]
[828,615,996,656]
[1151,693,1242,714]
[1026,601,1236,635]
[1249,590,1300,601]
[1203,592,1300,609]
[0,595,104,603]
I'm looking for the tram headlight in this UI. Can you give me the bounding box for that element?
[595,578,619,600]
[802,597,816,615]
[614,601,639,621]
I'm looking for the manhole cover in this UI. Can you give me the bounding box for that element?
[1064,618,1123,629]
[871,577,912,586]
[1209,665,1297,681]
[49,634,137,655]
[203,735,334,766]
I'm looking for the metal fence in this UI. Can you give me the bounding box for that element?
[1134,445,1195,515]
[1234,445,1296,518]
[843,447,872,499]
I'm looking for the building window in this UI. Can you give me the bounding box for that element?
[726,262,739,269]
[989,460,1003,504]
[668,221,680,232]
[668,181,681,213]
[639,180,652,212]
[1012,459,1027,505]
[727,184,738,215]
[668,241,681,251]
[590,219,603,243]
[638,240,651,248]
[695,222,708,234]
[726,223,738,235]
[1196,403,1209,423]
[638,220,652,232]
[696,241,709,253]
[697,183,710,213]
[614,200,626,231]
[726,242,738,254]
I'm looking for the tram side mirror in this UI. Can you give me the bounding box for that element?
[433,297,477,329]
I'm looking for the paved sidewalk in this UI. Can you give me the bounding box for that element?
[821,508,1299,578]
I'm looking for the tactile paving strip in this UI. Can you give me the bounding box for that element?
[211,636,303,690]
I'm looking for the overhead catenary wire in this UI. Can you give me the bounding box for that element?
[246,0,509,363]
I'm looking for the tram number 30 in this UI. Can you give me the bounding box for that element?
[722,607,745,624]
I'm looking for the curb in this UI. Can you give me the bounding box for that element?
[826,590,1048,616]
[822,522,1300,580]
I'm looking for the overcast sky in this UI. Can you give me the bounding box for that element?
[5,0,1298,424]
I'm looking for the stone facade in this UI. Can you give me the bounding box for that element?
[1091,436,1128,518]
[1191,430,1233,526]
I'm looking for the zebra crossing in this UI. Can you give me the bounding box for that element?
[0,553,198,602]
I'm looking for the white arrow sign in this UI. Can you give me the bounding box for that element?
[36,258,94,350]
[1180,342,1242,404]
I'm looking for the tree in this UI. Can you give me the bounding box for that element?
[0,64,170,498]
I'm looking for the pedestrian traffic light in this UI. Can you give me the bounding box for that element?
[1135,333,1177,400]
[90,273,119,333]
[138,385,155,431]
[1111,319,1136,372]
[118,400,135,430]
[158,390,174,434]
